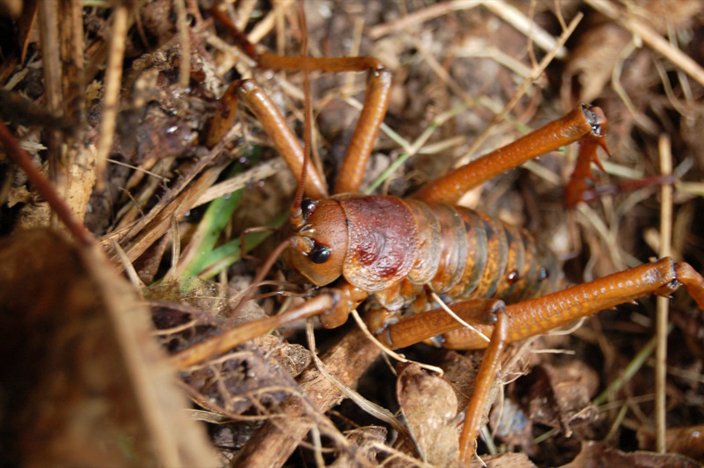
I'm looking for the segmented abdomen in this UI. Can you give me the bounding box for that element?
[367,198,561,311]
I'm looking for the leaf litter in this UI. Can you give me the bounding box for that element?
[1,0,704,466]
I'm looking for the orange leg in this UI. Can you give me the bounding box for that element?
[571,174,677,206]
[258,54,393,195]
[376,258,704,461]
[563,112,671,207]
[207,79,329,199]
[374,298,502,347]
[211,8,392,195]
[380,258,704,350]
[564,130,609,208]
[414,105,609,206]
[212,10,614,204]
[459,308,507,464]
[169,281,368,369]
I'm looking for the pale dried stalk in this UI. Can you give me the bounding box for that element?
[655,135,673,453]
[482,0,567,59]
[368,0,483,39]
[95,4,129,188]
[193,159,287,208]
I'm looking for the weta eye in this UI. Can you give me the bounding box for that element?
[309,242,331,264]
[301,198,317,219]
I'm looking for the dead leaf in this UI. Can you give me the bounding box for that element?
[439,350,483,410]
[562,0,701,105]
[397,363,460,466]
[562,17,631,105]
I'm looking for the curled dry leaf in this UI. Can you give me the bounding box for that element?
[438,350,483,410]
[396,363,459,466]
[563,0,702,105]
[0,229,217,466]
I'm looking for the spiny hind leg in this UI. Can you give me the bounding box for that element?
[375,259,704,461]
[438,258,704,349]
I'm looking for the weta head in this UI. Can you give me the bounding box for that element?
[286,198,348,286]
[286,195,418,293]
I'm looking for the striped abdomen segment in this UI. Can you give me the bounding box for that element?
[401,200,561,305]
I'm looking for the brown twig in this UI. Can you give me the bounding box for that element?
[174,0,191,89]
[37,0,63,185]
